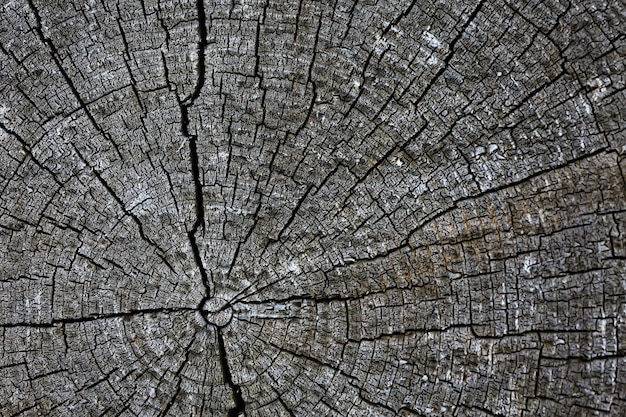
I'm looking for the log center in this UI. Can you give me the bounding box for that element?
[200,297,233,327]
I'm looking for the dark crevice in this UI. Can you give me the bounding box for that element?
[540,352,626,362]
[177,0,212,303]
[185,115,211,299]
[234,291,391,306]
[293,0,303,42]
[217,330,246,417]
[1,307,196,328]
[184,0,208,106]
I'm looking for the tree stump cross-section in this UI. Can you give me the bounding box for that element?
[1,0,625,416]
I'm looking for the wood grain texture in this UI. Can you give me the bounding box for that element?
[1,0,625,415]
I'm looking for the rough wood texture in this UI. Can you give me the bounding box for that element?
[1,0,625,415]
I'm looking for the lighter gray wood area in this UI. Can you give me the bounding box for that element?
[1,0,625,416]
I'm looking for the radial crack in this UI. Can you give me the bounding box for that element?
[217,330,247,417]
[178,0,212,301]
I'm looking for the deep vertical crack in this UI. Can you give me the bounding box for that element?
[176,2,247,414]
[217,330,247,417]
[178,0,211,299]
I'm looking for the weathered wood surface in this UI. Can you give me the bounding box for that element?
[1,0,625,415]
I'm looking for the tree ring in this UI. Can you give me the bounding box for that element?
[201,297,233,327]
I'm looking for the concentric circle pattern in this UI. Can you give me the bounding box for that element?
[1,0,625,416]
[202,297,233,327]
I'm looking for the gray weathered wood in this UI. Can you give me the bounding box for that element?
[1,0,625,415]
